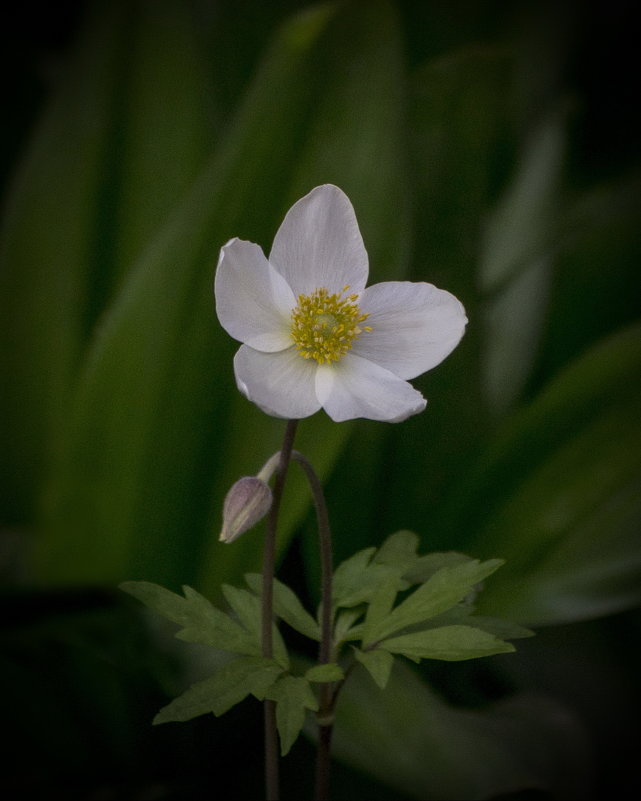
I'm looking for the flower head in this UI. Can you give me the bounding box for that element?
[215,185,467,422]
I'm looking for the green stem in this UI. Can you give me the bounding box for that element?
[291,450,334,801]
[262,419,298,801]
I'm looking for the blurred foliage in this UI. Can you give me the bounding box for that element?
[1,0,640,798]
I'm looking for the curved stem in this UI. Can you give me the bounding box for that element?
[262,419,298,801]
[290,450,334,801]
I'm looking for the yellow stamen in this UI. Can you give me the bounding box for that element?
[290,286,371,364]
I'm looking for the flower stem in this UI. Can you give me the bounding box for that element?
[262,419,298,801]
[291,450,334,801]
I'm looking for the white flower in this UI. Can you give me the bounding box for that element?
[214,185,467,422]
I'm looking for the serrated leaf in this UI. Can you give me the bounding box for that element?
[380,625,515,661]
[333,608,364,645]
[245,573,320,641]
[373,530,420,570]
[353,648,394,689]
[333,547,402,609]
[362,572,402,646]
[332,547,376,605]
[365,559,504,645]
[304,663,344,683]
[120,581,258,656]
[174,586,259,655]
[120,580,190,624]
[265,676,318,756]
[222,584,289,669]
[153,655,283,723]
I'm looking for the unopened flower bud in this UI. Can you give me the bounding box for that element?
[219,476,272,544]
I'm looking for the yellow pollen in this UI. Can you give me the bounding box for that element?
[290,286,371,364]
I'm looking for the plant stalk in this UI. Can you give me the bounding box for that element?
[291,450,334,801]
[262,419,298,801]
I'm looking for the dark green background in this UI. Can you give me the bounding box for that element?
[2,1,640,798]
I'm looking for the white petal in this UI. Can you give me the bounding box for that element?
[233,345,322,419]
[316,354,427,423]
[353,281,468,380]
[215,238,296,351]
[269,185,369,297]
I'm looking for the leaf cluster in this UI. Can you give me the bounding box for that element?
[121,531,528,754]
[120,577,339,755]
[330,531,530,690]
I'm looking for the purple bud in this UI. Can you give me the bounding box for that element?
[219,476,273,544]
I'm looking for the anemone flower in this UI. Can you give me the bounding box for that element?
[215,184,467,422]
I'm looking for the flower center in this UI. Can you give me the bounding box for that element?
[290,285,371,364]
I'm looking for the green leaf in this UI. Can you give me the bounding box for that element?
[333,609,363,645]
[265,676,318,756]
[120,580,190,624]
[0,1,128,524]
[478,106,568,413]
[153,655,283,722]
[479,398,641,624]
[29,0,410,596]
[332,548,375,606]
[410,46,513,269]
[245,573,320,641]
[480,108,566,292]
[376,45,512,533]
[109,0,216,282]
[353,648,394,689]
[32,1,341,589]
[411,604,534,641]
[362,572,402,647]
[538,173,641,376]
[330,660,589,800]
[478,108,567,414]
[222,584,289,669]
[120,581,258,656]
[282,0,410,286]
[379,625,515,661]
[465,616,534,641]
[481,253,552,414]
[0,0,217,529]
[304,663,344,683]
[333,548,403,609]
[403,551,477,585]
[365,559,504,644]
[373,530,420,571]
[452,321,641,625]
